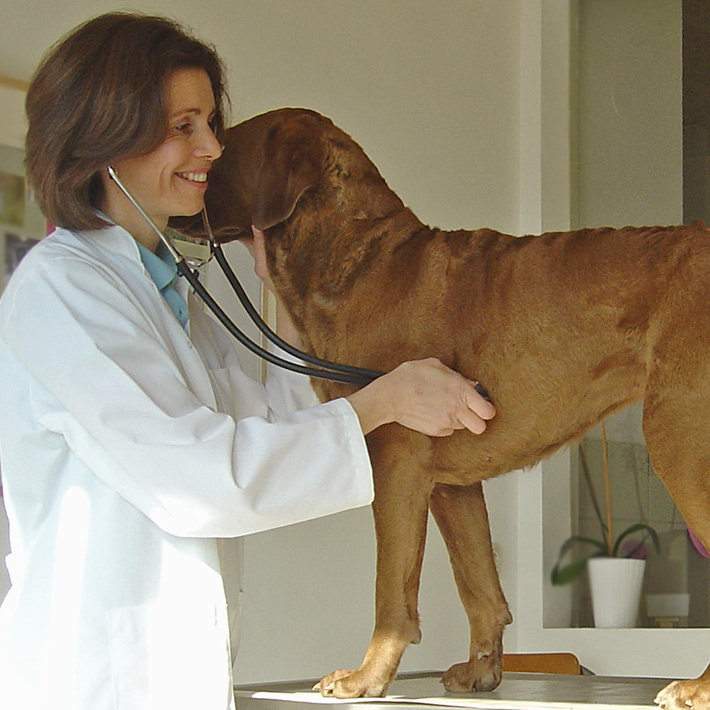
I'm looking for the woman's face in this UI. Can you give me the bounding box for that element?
[102,67,223,247]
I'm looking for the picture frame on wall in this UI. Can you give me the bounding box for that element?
[0,142,45,293]
[0,170,24,226]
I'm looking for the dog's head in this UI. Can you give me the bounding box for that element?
[204,108,328,242]
[172,108,403,245]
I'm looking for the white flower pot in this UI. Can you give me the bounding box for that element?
[588,557,646,628]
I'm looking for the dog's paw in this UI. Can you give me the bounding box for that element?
[315,669,388,698]
[442,657,502,693]
[313,669,350,695]
[655,679,710,710]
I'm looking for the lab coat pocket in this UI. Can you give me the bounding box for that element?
[108,603,233,710]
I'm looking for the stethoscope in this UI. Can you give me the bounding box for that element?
[107,165,381,386]
[106,166,491,398]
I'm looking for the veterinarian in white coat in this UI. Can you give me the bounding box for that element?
[0,221,376,708]
[0,13,495,710]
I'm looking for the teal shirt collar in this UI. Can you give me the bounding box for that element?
[136,241,177,290]
[136,241,189,327]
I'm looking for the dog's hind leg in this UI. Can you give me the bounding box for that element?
[429,482,512,693]
[317,430,434,698]
[642,390,710,710]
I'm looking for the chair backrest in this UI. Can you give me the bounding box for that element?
[502,653,581,675]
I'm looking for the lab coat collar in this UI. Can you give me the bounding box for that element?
[71,221,195,331]
[80,218,145,263]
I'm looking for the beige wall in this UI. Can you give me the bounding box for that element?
[223,0,527,683]
[575,0,682,229]
[227,1,522,235]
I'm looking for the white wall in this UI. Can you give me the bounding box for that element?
[225,1,527,683]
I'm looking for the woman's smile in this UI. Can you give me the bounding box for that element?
[177,170,209,186]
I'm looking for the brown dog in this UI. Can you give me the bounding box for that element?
[184,108,710,707]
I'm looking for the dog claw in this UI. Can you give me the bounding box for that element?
[312,681,333,693]
[316,669,389,698]
[316,670,354,697]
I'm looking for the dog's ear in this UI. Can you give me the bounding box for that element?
[252,119,325,230]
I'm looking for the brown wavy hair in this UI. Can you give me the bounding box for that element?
[25,12,229,231]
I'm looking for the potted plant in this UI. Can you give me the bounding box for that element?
[551,421,660,627]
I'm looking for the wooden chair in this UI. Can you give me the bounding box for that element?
[502,652,582,675]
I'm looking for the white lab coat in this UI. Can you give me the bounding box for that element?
[0,224,373,709]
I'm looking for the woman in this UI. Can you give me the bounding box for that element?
[0,12,494,709]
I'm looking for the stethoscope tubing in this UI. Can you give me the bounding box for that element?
[107,166,381,386]
[177,257,378,386]
[210,241,384,382]
[208,231,490,399]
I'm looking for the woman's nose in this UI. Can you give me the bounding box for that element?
[196,126,223,161]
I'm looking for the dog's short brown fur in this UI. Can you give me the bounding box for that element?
[184,108,710,707]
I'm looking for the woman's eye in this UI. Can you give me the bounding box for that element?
[173,122,192,134]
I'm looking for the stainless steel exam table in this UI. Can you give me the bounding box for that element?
[234,671,669,710]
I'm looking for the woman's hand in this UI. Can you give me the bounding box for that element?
[241,225,276,292]
[346,358,496,436]
[242,225,303,348]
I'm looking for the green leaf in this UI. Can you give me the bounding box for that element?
[611,523,661,557]
[551,558,589,585]
[557,535,608,558]
[551,536,607,585]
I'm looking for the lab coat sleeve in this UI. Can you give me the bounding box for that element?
[0,257,374,538]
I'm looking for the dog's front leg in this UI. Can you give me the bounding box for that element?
[317,428,434,698]
[429,482,512,693]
